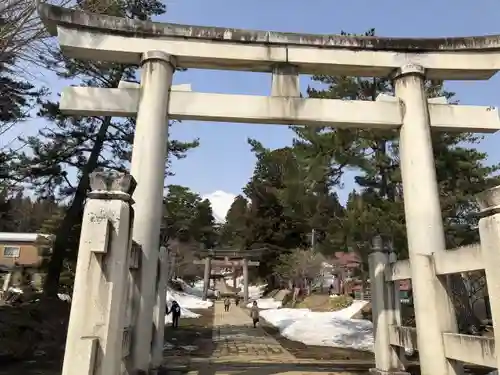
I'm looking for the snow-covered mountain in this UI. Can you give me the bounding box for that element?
[202,191,236,223]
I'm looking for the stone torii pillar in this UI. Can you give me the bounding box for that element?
[238,258,260,303]
[392,63,461,375]
[129,50,176,373]
[151,246,169,369]
[232,266,237,289]
[202,256,212,301]
[242,258,249,304]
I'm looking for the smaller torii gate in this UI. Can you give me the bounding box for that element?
[193,249,264,303]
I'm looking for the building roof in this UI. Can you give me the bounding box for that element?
[0,232,53,243]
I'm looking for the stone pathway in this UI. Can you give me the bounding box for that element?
[182,302,366,375]
[211,301,295,363]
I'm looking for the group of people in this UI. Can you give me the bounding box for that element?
[166,296,261,330]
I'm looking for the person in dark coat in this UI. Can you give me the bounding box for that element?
[328,284,334,296]
[167,300,181,328]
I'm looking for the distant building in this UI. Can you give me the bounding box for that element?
[0,232,54,269]
[0,232,54,288]
[329,251,411,300]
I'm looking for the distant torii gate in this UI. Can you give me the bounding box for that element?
[194,249,263,303]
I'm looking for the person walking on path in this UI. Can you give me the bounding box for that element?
[328,283,334,296]
[167,300,181,328]
[250,301,260,328]
[224,297,231,312]
[234,295,240,306]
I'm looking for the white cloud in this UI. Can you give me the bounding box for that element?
[202,191,237,223]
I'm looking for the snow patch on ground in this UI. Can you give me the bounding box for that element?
[246,297,282,309]
[164,281,213,324]
[232,276,267,301]
[167,288,213,310]
[260,300,374,351]
[174,278,214,298]
[6,287,72,302]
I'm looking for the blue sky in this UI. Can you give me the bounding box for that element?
[7,0,500,217]
[160,0,500,200]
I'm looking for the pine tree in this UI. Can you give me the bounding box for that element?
[16,0,199,297]
[298,28,500,331]
[162,185,216,246]
[192,198,217,249]
[161,185,218,281]
[243,140,310,285]
[220,195,249,248]
[0,56,46,183]
[297,28,500,258]
[0,188,61,232]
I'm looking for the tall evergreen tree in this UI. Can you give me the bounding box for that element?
[243,140,310,284]
[0,56,46,184]
[162,185,216,247]
[0,188,62,232]
[295,28,500,331]
[297,28,500,258]
[191,198,217,249]
[16,0,199,296]
[220,195,248,248]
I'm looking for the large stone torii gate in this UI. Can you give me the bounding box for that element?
[38,3,500,375]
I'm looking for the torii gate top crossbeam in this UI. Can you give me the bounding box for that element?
[39,4,500,80]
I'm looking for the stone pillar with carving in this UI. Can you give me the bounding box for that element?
[61,172,136,375]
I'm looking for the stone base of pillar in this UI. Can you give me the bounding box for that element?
[369,368,410,375]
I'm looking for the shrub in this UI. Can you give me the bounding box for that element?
[329,295,353,311]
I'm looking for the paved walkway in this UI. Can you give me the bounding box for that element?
[211,301,295,363]
[182,302,363,374]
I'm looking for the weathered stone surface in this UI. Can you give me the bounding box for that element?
[476,185,500,213]
[38,3,500,52]
[89,171,136,194]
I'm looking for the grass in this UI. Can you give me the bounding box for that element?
[292,294,354,312]
[0,306,215,375]
[0,298,69,375]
